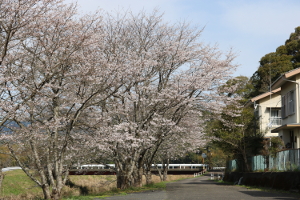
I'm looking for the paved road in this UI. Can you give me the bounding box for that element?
[99,174,300,200]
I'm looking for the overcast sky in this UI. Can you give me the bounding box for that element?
[65,0,300,78]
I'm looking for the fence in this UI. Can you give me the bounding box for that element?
[227,149,300,172]
[227,159,237,172]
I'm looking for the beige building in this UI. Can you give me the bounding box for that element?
[250,88,281,138]
[270,68,300,149]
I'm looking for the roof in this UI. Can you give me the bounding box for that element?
[250,88,281,102]
[271,123,300,133]
[271,68,300,90]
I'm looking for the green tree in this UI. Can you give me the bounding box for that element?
[221,76,254,101]
[209,148,227,167]
[207,76,263,172]
[208,106,263,172]
[250,26,300,97]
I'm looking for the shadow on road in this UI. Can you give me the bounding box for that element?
[173,174,300,200]
[239,190,300,200]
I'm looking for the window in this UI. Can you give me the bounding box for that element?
[282,95,286,118]
[289,130,295,149]
[281,90,295,118]
[288,90,295,114]
[270,109,281,126]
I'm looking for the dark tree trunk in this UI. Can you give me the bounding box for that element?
[117,172,132,189]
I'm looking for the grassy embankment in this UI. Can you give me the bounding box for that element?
[1,170,42,199]
[0,170,194,200]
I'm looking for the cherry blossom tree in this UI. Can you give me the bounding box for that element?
[0,0,238,197]
[89,10,238,189]
[0,1,130,199]
[149,127,202,183]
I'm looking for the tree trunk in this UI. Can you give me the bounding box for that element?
[162,159,169,181]
[133,166,143,187]
[162,167,168,181]
[0,170,4,194]
[156,165,163,181]
[242,150,251,172]
[242,131,251,172]
[117,171,133,189]
[115,156,138,189]
[51,188,61,200]
[42,185,52,200]
[145,170,153,185]
[133,156,145,188]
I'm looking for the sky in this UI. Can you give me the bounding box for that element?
[65,0,300,78]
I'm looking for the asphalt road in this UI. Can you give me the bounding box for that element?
[98,174,300,200]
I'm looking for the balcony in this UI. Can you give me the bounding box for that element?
[269,117,282,127]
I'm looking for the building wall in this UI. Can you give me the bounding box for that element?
[295,128,300,149]
[279,75,300,149]
[279,128,300,148]
[279,130,290,147]
[256,93,281,137]
[296,74,300,124]
[281,80,297,124]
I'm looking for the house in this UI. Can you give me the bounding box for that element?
[249,88,281,138]
[270,68,300,149]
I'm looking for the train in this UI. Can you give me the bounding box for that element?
[76,163,209,170]
[154,164,208,169]
[77,164,115,169]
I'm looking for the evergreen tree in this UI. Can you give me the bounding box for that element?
[250,26,300,97]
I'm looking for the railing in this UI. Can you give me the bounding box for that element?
[270,117,282,126]
[212,167,225,170]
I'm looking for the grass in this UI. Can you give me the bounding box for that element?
[63,175,194,200]
[64,197,96,200]
[62,181,169,200]
[213,179,233,184]
[1,170,43,199]
[63,174,206,199]
[1,170,194,200]
[63,174,199,199]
